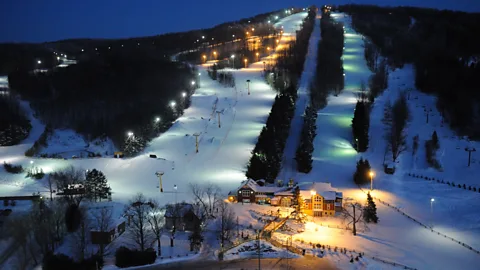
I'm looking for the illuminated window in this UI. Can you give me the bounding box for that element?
[327,204,331,210]
[242,190,251,197]
[314,196,322,202]
[314,203,321,209]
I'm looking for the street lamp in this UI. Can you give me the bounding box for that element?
[174,184,178,205]
[369,171,375,191]
[213,51,217,59]
[202,55,206,63]
[155,117,160,123]
[430,198,435,227]
[256,52,259,61]
[37,60,42,64]
[191,81,195,86]
[231,55,235,68]
[244,58,248,68]
[182,92,187,97]
[170,101,176,107]
[127,131,134,137]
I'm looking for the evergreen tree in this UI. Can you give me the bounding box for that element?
[353,158,371,185]
[292,186,305,222]
[296,106,317,173]
[363,192,378,223]
[85,169,111,202]
[431,131,439,149]
[352,101,370,152]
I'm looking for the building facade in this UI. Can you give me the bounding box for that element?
[231,180,343,217]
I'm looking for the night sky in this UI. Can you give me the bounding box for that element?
[1,0,478,43]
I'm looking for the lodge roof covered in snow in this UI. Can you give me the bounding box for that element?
[237,180,342,200]
[297,182,342,201]
[240,179,285,193]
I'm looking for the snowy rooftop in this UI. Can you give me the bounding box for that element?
[240,179,284,193]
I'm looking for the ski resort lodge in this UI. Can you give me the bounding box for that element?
[229,179,343,217]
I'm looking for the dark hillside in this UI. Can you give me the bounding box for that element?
[339,4,480,138]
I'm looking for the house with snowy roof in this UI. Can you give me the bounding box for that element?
[291,182,343,217]
[229,179,286,204]
[230,179,342,217]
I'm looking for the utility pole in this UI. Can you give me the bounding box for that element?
[424,107,433,124]
[246,79,251,95]
[257,229,261,270]
[216,111,221,128]
[465,147,476,167]
[193,133,200,153]
[155,171,164,192]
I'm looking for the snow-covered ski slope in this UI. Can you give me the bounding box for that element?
[278,13,479,269]
[280,13,321,180]
[0,12,308,202]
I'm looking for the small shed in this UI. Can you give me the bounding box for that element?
[384,162,396,174]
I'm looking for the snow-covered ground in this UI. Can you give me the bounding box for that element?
[38,129,116,158]
[0,12,308,203]
[2,10,480,269]
[266,12,480,270]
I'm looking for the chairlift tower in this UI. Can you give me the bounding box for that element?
[155,171,164,192]
[193,133,201,153]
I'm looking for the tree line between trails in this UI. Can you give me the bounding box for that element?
[340,4,480,139]
[309,6,345,110]
[8,51,197,156]
[295,6,345,173]
[246,6,317,183]
[0,94,31,146]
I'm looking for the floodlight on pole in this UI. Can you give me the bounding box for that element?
[170,101,176,107]
[182,92,187,97]
[127,131,134,137]
[430,198,435,227]
[155,117,160,123]
[37,60,42,64]
[191,81,195,86]
[174,184,178,204]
